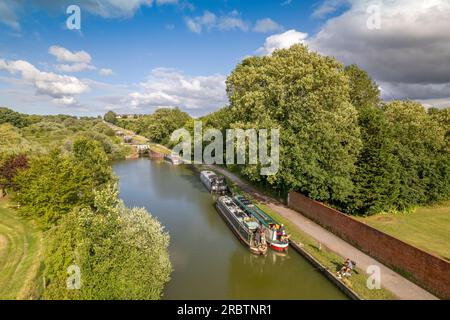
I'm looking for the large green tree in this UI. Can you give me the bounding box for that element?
[42,186,172,300]
[14,137,115,228]
[226,45,362,203]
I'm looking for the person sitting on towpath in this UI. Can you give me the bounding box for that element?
[337,258,355,279]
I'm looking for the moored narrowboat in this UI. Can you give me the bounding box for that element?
[234,195,289,253]
[215,196,268,255]
[164,154,183,165]
[200,171,228,195]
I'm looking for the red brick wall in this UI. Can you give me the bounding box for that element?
[288,191,450,299]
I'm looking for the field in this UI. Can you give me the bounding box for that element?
[357,203,450,261]
[0,198,43,299]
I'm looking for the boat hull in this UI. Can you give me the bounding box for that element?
[269,242,289,252]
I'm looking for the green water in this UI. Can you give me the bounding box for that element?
[113,159,347,300]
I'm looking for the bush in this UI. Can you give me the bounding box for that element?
[43,186,172,300]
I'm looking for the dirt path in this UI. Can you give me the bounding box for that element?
[0,199,43,300]
[209,166,438,300]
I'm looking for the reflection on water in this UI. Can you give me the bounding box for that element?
[113,159,347,300]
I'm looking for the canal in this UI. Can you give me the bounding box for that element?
[114,159,347,300]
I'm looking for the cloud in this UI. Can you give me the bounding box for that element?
[256,29,308,55]
[0,0,181,30]
[0,1,21,30]
[253,18,283,33]
[48,46,91,63]
[253,1,450,107]
[185,10,249,33]
[217,11,249,32]
[185,11,216,33]
[56,63,96,73]
[99,68,114,77]
[32,0,178,19]
[49,46,116,75]
[0,58,88,105]
[307,0,450,105]
[312,0,348,18]
[126,68,227,112]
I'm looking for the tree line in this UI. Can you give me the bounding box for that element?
[109,45,450,216]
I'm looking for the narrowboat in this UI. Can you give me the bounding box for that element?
[164,154,183,165]
[234,195,289,253]
[215,196,268,255]
[200,171,228,195]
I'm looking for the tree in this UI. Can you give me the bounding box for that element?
[14,138,115,228]
[345,64,381,111]
[383,101,449,209]
[117,108,191,145]
[104,111,117,124]
[226,45,362,203]
[0,107,29,128]
[0,154,29,196]
[42,185,172,300]
[347,106,401,214]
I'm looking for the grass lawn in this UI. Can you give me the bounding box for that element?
[0,198,43,300]
[356,202,450,261]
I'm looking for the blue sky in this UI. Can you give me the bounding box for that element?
[1,0,449,116]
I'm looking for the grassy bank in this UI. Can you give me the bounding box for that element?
[0,198,43,299]
[356,202,450,261]
[149,143,171,155]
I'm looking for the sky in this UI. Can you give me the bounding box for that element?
[0,0,449,117]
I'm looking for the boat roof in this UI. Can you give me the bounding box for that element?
[218,196,247,220]
[244,220,260,230]
[234,195,281,227]
[201,171,217,178]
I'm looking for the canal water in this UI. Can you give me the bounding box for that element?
[113,159,347,300]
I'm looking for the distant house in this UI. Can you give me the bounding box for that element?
[123,136,133,143]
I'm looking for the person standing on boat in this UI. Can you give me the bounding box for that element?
[272,225,278,242]
[255,228,261,246]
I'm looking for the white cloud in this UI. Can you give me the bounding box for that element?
[48,46,92,63]
[0,58,88,105]
[127,68,227,111]
[186,10,249,33]
[49,46,116,75]
[99,68,114,77]
[253,18,283,33]
[257,29,308,55]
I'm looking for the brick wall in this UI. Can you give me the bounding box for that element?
[288,191,450,299]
